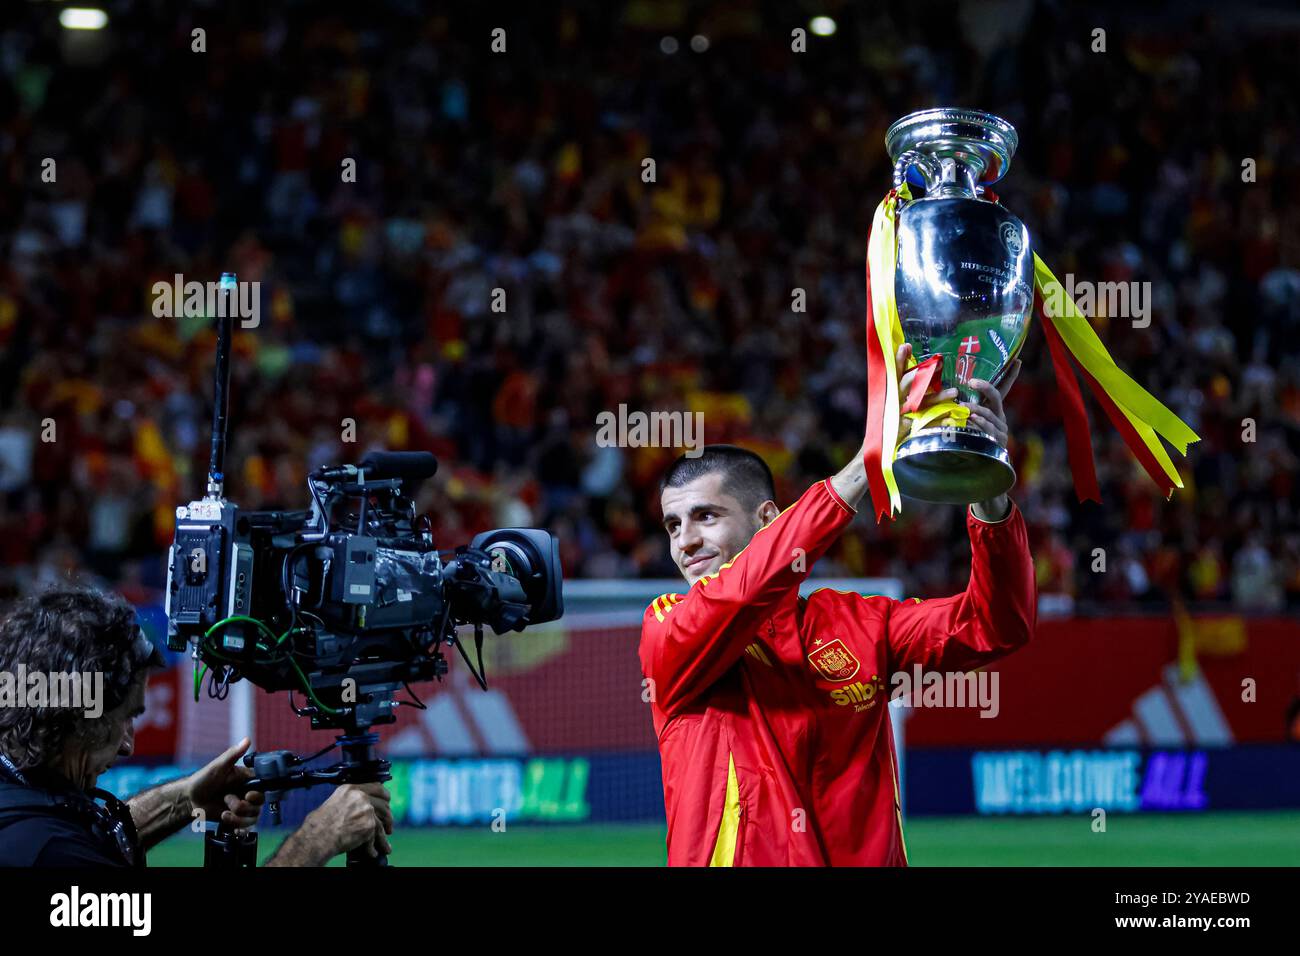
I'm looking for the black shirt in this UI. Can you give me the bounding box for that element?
[0,762,138,868]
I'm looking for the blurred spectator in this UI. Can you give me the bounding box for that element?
[0,1,1297,613]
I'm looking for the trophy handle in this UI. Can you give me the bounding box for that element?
[892,150,942,194]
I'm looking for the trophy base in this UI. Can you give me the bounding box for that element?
[893,427,1015,505]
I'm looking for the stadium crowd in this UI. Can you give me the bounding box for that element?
[0,1,1297,612]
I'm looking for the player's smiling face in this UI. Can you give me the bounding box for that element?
[661,472,770,586]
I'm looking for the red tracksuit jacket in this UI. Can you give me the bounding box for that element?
[639,477,1037,866]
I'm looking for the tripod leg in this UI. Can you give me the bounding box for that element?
[204,824,259,867]
[346,841,389,867]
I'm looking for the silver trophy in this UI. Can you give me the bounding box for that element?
[885,108,1033,504]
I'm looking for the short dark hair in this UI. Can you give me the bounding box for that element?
[659,445,776,513]
[0,586,156,771]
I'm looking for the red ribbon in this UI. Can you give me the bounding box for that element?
[1077,361,1178,499]
[1035,289,1177,502]
[863,254,892,522]
[900,353,943,413]
[1035,288,1101,504]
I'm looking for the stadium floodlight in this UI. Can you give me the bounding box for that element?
[59,8,109,30]
[811,16,837,37]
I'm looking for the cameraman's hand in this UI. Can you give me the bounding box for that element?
[315,782,395,859]
[264,782,394,867]
[186,737,264,831]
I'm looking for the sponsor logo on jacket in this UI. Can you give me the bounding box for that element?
[829,675,887,712]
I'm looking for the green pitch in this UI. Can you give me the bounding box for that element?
[145,811,1300,866]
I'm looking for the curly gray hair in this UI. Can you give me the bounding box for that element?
[0,585,161,770]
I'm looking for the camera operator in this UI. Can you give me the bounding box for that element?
[0,585,394,867]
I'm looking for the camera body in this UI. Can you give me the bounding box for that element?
[165,450,563,730]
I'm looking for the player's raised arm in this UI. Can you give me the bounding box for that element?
[883,351,1037,671]
[641,448,856,717]
[882,498,1037,673]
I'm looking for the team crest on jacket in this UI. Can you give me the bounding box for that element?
[807,638,860,682]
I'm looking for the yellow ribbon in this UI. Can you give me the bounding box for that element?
[1033,255,1200,492]
[867,185,970,516]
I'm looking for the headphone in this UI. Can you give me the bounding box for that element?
[102,625,167,714]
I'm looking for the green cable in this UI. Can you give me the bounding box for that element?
[275,625,338,713]
[197,614,339,714]
[275,625,310,646]
[205,614,278,645]
[286,654,339,714]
